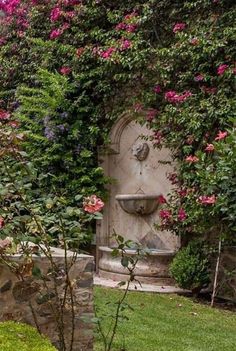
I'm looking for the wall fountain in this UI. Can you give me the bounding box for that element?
[96,115,180,285]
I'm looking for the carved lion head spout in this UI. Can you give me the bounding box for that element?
[132,142,150,161]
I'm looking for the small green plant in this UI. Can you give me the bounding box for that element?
[170,240,210,295]
[95,233,146,351]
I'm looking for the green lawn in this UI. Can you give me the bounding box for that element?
[0,321,56,351]
[94,287,236,351]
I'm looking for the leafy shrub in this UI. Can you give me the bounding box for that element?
[0,321,56,351]
[170,241,210,294]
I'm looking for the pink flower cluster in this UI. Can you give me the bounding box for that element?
[198,195,216,205]
[0,110,10,120]
[0,0,20,15]
[217,64,228,76]
[159,209,172,220]
[165,90,192,104]
[178,208,187,221]
[185,155,199,163]
[83,195,104,213]
[215,130,227,141]
[99,47,116,59]
[50,7,61,22]
[60,66,71,75]
[173,23,186,33]
[50,23,70,40]
[115,12,138,33]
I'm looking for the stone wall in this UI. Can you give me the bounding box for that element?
[0,248,94,351]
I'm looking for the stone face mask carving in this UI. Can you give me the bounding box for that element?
[132,142,150,161]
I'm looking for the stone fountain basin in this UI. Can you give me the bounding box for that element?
[98,246,176,285]
[115,193,161,215]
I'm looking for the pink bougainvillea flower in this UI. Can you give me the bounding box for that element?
[198,195,216,205]
[217,64,229,75]
[165,90,192,104]
[120,39,132,51]
[194,74,204,82]
[0,110,10,120]
[215,130,228,141]
[115,22,127,31]
[153,85,162,94]
[50,29,62,40]
[0,217,4,229]
[159,209,172,220]
[177,188,188,197]
[205,143,215,152]
[185,155,199,163]
[99,47,116,59]
[83,195,104,213]
[60,66,71,75]
[126,24,138,33]
[178,208,187,221]
[173,22,186,33]
[158,195,167,204]
[50,7,61,22]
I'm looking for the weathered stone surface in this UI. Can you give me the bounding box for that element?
[0,279,12,293]
[0,249,94,351]
[97,114,179,283]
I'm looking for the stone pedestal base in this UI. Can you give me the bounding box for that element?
[98,246,175,285]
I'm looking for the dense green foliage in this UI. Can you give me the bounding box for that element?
[0,322,56,351]
[95,287,236,351]
[170,241,210,293]
[0,0,235,243]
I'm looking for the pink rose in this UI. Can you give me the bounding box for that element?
[173,23,186,33]
[185,155,199,163]
[83,195,104,213]
[205,143,215,152]
[215,131,228,141]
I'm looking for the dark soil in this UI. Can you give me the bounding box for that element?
[190,292,236,312]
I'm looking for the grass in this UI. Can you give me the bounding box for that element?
[0,321,56,351]
[94,287,236,351]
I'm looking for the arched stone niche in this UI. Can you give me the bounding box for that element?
[96,115,180,283]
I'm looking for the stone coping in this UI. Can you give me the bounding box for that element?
[99,246,176,256]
